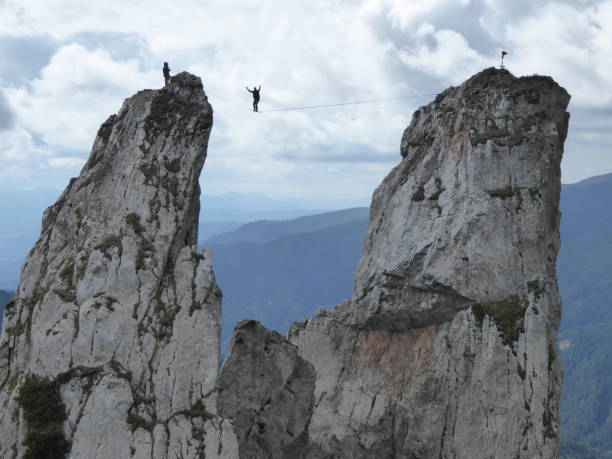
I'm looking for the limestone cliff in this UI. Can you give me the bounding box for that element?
[0,73,238,458]
[0,67,570,459]
[218,320,315,457]
[223,68,570,458]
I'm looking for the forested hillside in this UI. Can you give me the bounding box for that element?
[206,207,368,244]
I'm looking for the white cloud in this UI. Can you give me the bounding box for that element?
[6,43,159,153]
[0,127,52,184]
[381,0,472,31]
[0,0,611,201]
[398,25,489,83]
[46,156,85,168]
[1,0,413,203]
[503,1,612,107]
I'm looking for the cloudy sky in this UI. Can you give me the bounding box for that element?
[0,0,610,208]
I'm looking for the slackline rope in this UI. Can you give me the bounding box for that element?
[206,90,253,111]
[259,93,439,113]
[206,91,439,113]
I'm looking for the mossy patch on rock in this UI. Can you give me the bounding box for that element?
[527,280,545,303]
[148,197,161,224]
[95,114,117,147]
[427,177,446,201]
[125,212,156,270]
[136,237,154,271]
[542,391,558,440]
[57,365,102,386]
[472,296,527,347]
[143,86,209,146]
[57,365,104,395]
[16,374,71,459]
[191,251,207,262]
[175,400,215,421]
[6,321,27,336]
[429,188,445,201]
[487,186,516,199]
[109,360,132,381]
[139,163,159,186]
[486,186,542,213]
[95,234,123,260]
[126,213,144,234]
[59,260,74,285]
[470,128,523,147]
[4,299,16,313]
[7,373,20,391]
[144,91,174,144]
[164,158,181,173]
[412,186,425,202]
[517,364,526,380]
[30,286,50,307]
[52,288,76,304]
[92,296,117,312]
[76,252,90,281]
[126,412,155,433]
[161,175,179,197]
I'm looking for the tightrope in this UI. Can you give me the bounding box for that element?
[206,90,253,112]
[206,91,439,114]
[259,94,439,113]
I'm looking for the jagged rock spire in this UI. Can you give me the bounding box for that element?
[0,73,238,458]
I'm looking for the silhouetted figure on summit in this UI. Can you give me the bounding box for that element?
[246,85,261,112]
[163,62,171,87]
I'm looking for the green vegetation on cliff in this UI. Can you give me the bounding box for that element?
[16,374,70,459]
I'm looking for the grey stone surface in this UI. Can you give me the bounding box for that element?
[0,72,238,458]
[0,67,570,459]
[289,68,570,458]
[218,320,315,459]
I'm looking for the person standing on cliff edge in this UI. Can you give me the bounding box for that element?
[163,62,171,87]
[246,85,261,112]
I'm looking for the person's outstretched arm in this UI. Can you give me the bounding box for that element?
[246,87,253,93]
[258,85,261,91]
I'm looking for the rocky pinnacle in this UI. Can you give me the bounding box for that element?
[0,73,238,458]
[288,68,570,458]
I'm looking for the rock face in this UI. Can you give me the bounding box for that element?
[218,320,315,457]
[287,68,570,458]
[0,73,238,458]
[0,67,570,459]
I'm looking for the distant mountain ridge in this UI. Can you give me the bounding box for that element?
[208,215,369,349]
[564,171,612,188]
[206,207,369,244]
[559,172,612,243]
[202,191,330,222]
